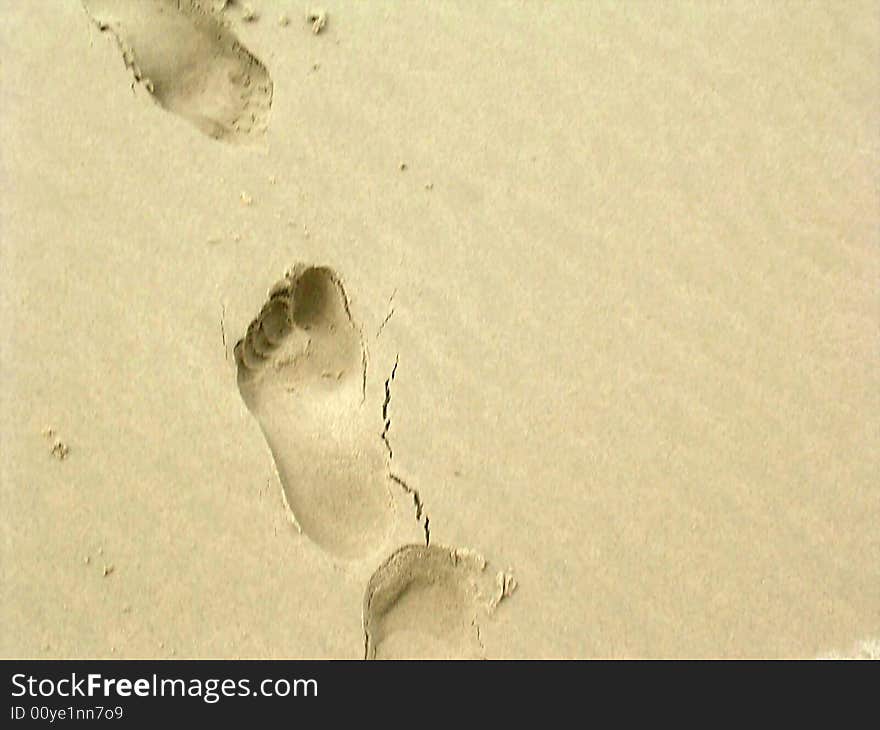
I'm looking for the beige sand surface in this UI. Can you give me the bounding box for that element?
[1,0,878,658]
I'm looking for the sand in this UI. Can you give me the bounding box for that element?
[1,0,878,659]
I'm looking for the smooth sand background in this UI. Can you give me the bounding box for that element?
[1,1,878,658]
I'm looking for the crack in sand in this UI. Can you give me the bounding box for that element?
[390,473,429,546]
[380,355,398,459]
[380,356,430,546]
[375,308,395,338]
[220,302,228,361]
[376,289,397,338]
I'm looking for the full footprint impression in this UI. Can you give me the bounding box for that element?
[363,545,517,660]
[82,0,272,144]
[235,266,396,559]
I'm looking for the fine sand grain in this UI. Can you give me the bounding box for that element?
[1,0,878,658]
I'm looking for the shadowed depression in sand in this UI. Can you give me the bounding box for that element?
[234,265,513,657]
[82,0,272,143]
[363,545,497,660]
[234,266,397,559]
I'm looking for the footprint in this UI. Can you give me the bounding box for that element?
[235,265,396,559]
[82,0,273,144]
[363,544,513,659]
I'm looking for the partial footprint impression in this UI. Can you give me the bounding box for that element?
[82,0,272,144]
[363,545,516,660]
[235,265,395,559]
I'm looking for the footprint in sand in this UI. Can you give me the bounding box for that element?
[234,265,397,559]
[237,266,514,649]
[363,544,515,659]
[82,0,273,144]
